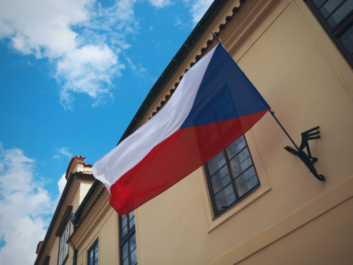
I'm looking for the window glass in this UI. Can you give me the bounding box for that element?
[88,241,98,265]
[327,0,353,27]
[120,212,138,265]
[205,136,260,216]
[226,136,246,159]
[234,167,259,197]
[58,221,70,265]
[313,0,326,8]
[207,151,226,175]
[131,249,138,265]
[341,25,353,53]
[214,184,236,212]
[229,148,252,178]
[320,0,344,18]
[211,166,231,194]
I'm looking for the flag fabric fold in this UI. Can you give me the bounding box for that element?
[92,43,270,214]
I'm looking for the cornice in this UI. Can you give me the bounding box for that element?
[68,189,112,249]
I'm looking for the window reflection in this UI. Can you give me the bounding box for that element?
[205,136,260,216]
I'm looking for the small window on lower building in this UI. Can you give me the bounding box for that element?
[120,211,137,265]
[88,240,98,265]
[204,135,260,217]
[305,0,353,68]
[58,221,70,265]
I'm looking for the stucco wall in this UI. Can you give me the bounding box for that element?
[134,0,353,264]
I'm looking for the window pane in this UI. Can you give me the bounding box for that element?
[95,252,98,263]
[122,225,128,238]
[320,0,344,18]
[328,0,353,27]
[122,242,129,259]
[229,148,252,178]
[207,151,226,175]
[214,184,236,212]
[131,248,138,265]
[211,166,231,194]
[129,217,135,229]
[234,167,259,197]
[123,257,129,265]
[313,0,327,8]
[90,250,93,258]
[122,215,127,227]
[95,242,98,253]
[341,25,353,53]
[226,136,246,159]
[89,259,93,265]
[129,211,135,220]
[130,233,137,252]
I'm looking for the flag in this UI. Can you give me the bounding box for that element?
[92,43,270,214]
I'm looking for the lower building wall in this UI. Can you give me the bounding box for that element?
[75,207,118,265]
[237,196,353,265]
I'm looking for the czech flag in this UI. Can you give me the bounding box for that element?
[92,43,270,214]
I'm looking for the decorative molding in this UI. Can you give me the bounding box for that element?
[55,205,73,237]
[68,190,112,249]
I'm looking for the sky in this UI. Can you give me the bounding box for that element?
[0,0,213,263]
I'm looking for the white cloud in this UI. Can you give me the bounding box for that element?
[54,147,72,160]
[126,57,146,76]
[58,173,67,195]
[175,17,182,26]
[148,0,172,8]
[0,0,138,109]
[182,0,213,24]
[0,143,57,264]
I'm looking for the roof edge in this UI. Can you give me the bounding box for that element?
[117,0,230,145]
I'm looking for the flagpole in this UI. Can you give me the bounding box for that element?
[212,32,300,151]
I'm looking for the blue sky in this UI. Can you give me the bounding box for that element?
[0,0,213,263]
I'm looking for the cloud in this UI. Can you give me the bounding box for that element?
[148,0,172,8]
[0,143,57,264]
[126,57,146,76]
[0,0,138,109]
[54,147,72,160]
[175,17,182,26]
[182,0,213,24]
[58,173,67,195]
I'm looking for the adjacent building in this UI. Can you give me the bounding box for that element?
[35,0,353,264]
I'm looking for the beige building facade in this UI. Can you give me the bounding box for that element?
[35,0,353,264]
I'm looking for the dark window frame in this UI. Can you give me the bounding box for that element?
[204,136,260,219]
[305,0,353,68]
[57,220,70,265]
[87,239,99,265]
[119,212,137,265]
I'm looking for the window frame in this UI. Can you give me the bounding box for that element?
[304,0,353,68]
[119,212,137,265]
[204,135,261,219]
[87,239,99,265]
[57,220,70,265]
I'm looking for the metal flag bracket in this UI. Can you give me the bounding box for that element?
[211,33,324,182]
[269,110,325,181]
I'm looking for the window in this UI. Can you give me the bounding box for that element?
[305,0,353,67]
[58,221,70,265]
[204,136,260,217]
[88,240,98,265]
[120,212,137,265]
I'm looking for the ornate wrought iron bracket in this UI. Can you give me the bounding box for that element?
[284,126,324,181]
[269,110,324,181]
